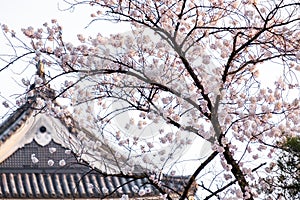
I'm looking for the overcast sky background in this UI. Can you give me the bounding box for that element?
[0,0,131,108]
[0,0,131,38]
[0,0,284,103]
[0,0,289,140]
[0,0,285,134]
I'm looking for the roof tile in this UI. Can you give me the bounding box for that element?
[11,174,19,197]
[61,174,72,197]
[1,174,10,197]
[17,174,26,197]
[23,173,33,197]
[54,174,64,197]
[0,102,193,199]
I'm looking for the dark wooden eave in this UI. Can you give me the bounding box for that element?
[0,101,34,143]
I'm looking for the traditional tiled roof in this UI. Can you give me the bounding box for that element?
[0,140,188,199]
[0,85,55,144]
[0,172,154,199]
[0,172,189,199]
[0,96,192,199]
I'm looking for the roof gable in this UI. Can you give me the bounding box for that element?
[0,106,193,199]
[0,111,74,164]
[0,140,80,172]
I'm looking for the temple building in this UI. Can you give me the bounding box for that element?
[0,85,194,199]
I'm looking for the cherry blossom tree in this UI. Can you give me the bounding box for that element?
[1,0,300,199]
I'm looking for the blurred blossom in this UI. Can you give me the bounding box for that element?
[170,170,176,176]
[149,174,155,180]
[2,101,9,108]
[49,147,57,153]
[59,159,66,166]
[160,194,168,200]
[2,24,9,32]
[144,186,152,193]
[31,154,39,163]
[48,159,54,166]
[34,76,43,85]
[224,174,232,180]
[87,183,94,189]
[132,185,139,193]
[252,154,259,160]
[102,187,109,194]
[295,52,300,60]
[138,188,146,196]
[121,194,129,200]
[65,149,71,154]
[21,78,30,86]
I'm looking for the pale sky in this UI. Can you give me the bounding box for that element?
[0,0,131,110]
[0,0,130,39]
[0,0,286,135]
[0,0,284,103]
[0,0,291,127]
